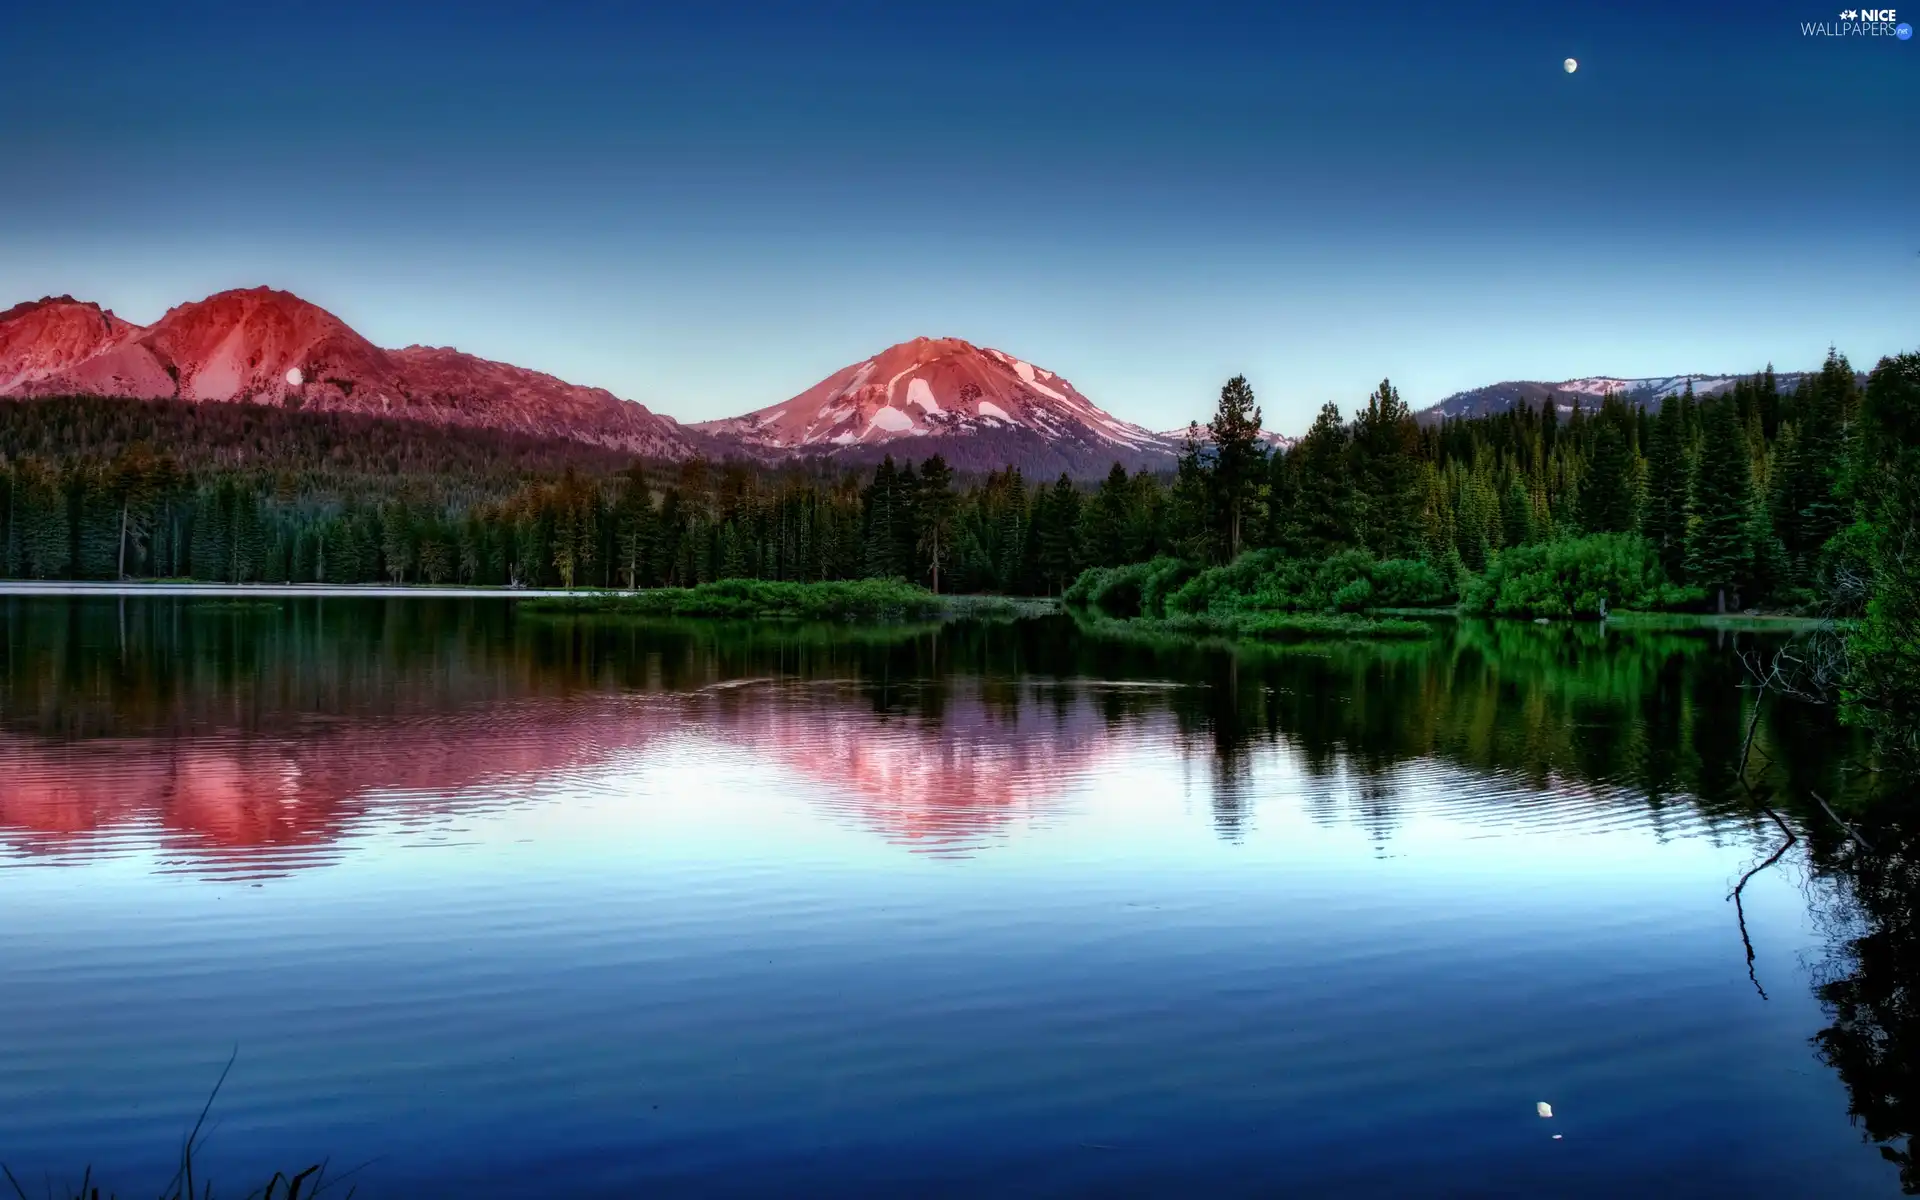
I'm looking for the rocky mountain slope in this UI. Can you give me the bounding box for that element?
[0,288,699,459]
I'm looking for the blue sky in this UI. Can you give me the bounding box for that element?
[2,0,1914,434]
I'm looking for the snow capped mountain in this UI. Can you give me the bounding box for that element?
[1418,372,1817,423]
[695,337,1179,477]
[0,288,701,459]
[3,288,1299,478]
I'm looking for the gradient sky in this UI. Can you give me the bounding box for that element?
[2,0,1914,434]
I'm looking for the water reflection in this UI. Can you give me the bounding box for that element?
[0,598,1875,872]
[1812,823,1920,1192]
[0,597,1914,1192]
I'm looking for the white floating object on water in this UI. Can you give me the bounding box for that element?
[1552,1134,1563,1140]
[1537,1102,1553,1118]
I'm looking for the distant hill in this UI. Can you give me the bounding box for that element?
[1415,372,1832,425]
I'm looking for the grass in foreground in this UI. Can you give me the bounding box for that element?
[4,1055,355,1200]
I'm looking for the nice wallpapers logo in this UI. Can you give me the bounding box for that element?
[1802,7,1913,35]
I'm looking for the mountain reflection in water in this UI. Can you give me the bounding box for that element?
[0,597,1863,874]
[0,596,1913,1195]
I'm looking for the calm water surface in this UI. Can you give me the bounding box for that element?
[0,599,1913,1196]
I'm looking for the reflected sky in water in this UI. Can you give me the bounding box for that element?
[0,598,1906,1196]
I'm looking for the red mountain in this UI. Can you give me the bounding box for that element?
[0,297,146,395]
[0,287,698,459]
[694,336,1179,476]
[1,290,1205,477]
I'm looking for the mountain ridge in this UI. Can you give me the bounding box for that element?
[0,287,699,461]
[5,286,1843,476]
[1414,370,1833,424]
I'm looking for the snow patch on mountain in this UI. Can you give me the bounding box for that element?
[867,405,914,434]
[906,377,940,413]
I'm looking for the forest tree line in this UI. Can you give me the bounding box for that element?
[0,352,1898,610]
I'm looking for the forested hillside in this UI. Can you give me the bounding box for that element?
[0,351,1891,606]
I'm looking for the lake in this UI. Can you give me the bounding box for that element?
[0,597,1912,1197]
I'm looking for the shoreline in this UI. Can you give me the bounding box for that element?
[0,582,631,599]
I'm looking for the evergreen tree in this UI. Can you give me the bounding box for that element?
[995,471,1029,592]
[1642,393,1690,577]
[73,462,121,580]
[1350,380,1423,558]
[1286,403,1356,554]
[1035,474,1083,593]
[1167,427,1213,562]
[1577,408,1636,534]
[1085,463,1133,568]
[915,454,957,593]
[863,457,905,578]
[1205,375,1268,561]
[1772,350,1856,584]
[9,457,70,579]
[1687,396,1758,611]
[1841,351,1920,766]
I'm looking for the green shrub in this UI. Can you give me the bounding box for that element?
[1062,566,1114,608]
[1462,533,1706,618]
[1137,557,1203,617]
[522,578,944,621]
[1071,607,1432,644]
[1166,549,1449,616]
[1368,556,1451,607]
[1066,557,1200,619]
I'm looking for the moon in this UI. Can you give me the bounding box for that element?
[285,367,304,386]
[1564,57,1578,73]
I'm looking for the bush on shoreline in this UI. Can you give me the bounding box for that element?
[519,578,1056,622]
[1462,533,1705,619]
[1065,535,1728,639]
[1065,550,1444,642]
[521,578,942,620]
[1164,549,1451,617]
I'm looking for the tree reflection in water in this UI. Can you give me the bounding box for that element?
[0,596,1911,1182]
[1811,822,1920,1193]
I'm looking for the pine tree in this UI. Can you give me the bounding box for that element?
[1841,351,1920,765]
[9,457,70,579]
[1035,474,1083,593]
[1577,409,1636,534]
[1500,474,1533,548]
[1642,393,1690,577]
[863,457,904,578]
[1085,463,1132,567]
[1772,350,1856,584]
[73,462,120,580]
[1167,427,1213,562]
[915,454,957,592]
[1205,375,1268,561]
[719,520,746,579]
[1287,403,1355,554]
[995,471,1028,591]
[1350,380,1424,558]
[1687,396,1757,611]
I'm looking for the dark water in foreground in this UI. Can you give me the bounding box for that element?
[0,599,1913,1197]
